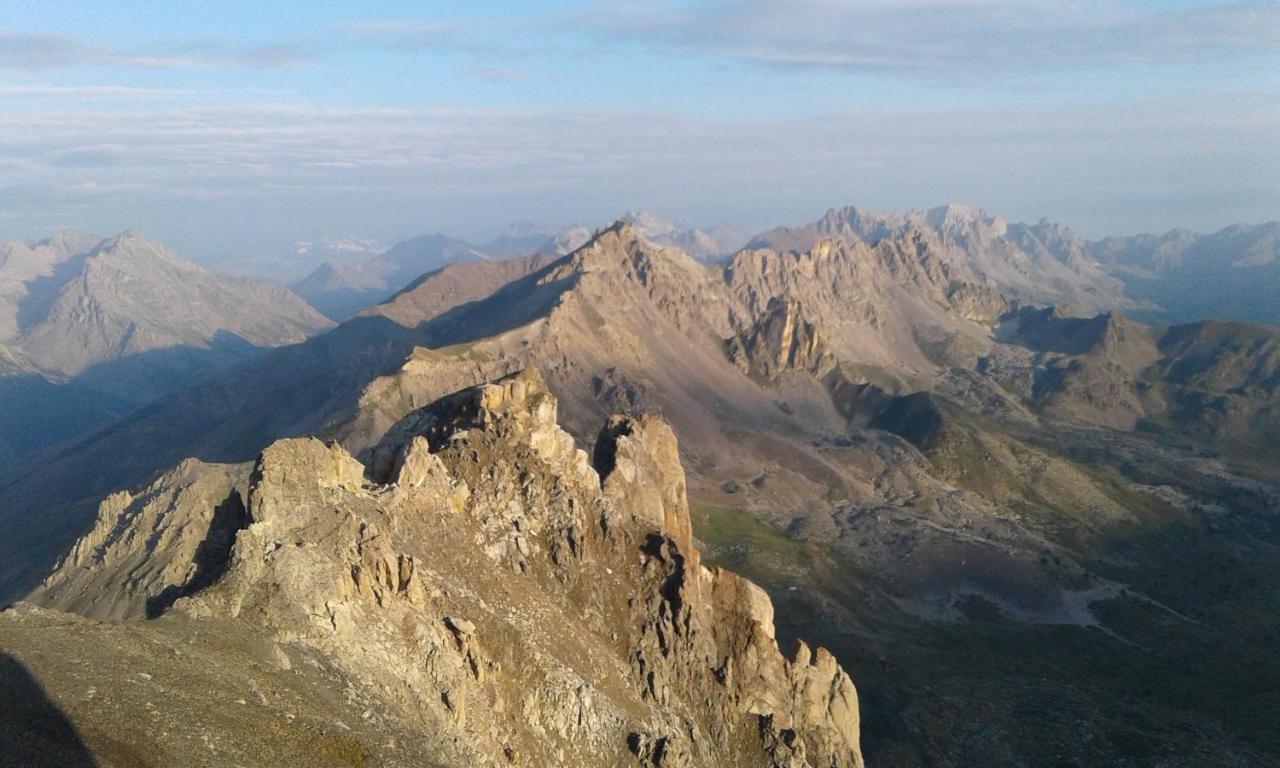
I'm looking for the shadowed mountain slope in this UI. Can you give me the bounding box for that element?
[1094,222,1280,326]
[2,218,1279,765]
[0,232,332,464]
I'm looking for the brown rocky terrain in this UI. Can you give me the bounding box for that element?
[748,204,1131,316]
[16,369,863,767]
[2,217,1279,765]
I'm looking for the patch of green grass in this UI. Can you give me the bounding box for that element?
[692,497,1280,766]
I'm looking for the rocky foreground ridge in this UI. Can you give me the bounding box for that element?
[12,368,862,768]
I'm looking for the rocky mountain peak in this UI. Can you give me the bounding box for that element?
[566,219,706,283]
[747,204,1126,314]
[623,209,683,235]
[34,368,864,766]
[92,229,201,271]
[366,368,597,487]
[924,202,1005,236]
[727,295,835,379]
[619,211,748,263]
[0,230,331,382]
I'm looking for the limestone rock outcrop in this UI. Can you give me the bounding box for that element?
[33,368,863,767]
[727,296,835,379]
[33,459,251,620]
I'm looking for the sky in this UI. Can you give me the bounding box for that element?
[1,0,1278,267]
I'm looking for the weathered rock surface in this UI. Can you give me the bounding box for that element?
[31,459,251,621]
[29,368,863,767]
[7,216,1280,766]
[748,203,1128,317]
[728,296,835,379]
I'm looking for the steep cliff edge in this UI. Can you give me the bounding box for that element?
[20,368,862,768]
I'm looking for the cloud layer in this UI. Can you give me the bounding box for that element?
[8,2,1276,79]
[577,0,1280,79]
[0,31,312,71]
[2,92,1275,253]
[0,1,1276,257]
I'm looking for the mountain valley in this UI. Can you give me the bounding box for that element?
[1,208,1277,766]
[0,232,332,465]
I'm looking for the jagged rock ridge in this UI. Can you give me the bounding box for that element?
[748,203,1130,316]
[29,369,863,768]
[4,216,1280,765]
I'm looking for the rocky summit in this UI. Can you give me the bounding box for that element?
[1,214,1278,766]
[12,368,863,768]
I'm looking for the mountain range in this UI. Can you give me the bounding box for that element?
[1094,221,1280,326]
[289,212,744,321]
[290,233,495,321]
[0,232,331,465]
[752,204,1280,327]
[0,206,1277,766]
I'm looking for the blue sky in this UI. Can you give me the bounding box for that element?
[1,0,1277,265]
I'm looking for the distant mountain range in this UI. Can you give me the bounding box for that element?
[0,232,331,463]
[1093,221,1280,326]
[290,233,494,321]
[621,210,750,263]
[1,205,1278,765]
[754,204,1280,327]
[293,205,1280,328]
[749,203,1129,317]
[290,212,746,321]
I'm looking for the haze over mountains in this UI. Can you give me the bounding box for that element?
[1094,222,1280,326]
[0,203,1277,766]
[289,212,745,321]
[0,232,331,464]
[3,0,1275,762]
[284,202,1279,328]
[290,233,493,321]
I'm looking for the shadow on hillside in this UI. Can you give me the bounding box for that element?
[0,332,267,480]
[13,251,93,333]
[0,376,131,466]
[418,266,575,345]
[0,316,419,606]
[145,489,248,618]
[71,330,264,402]
[0,652,97,767]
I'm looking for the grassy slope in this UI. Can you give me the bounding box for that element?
[692,498,1280,768]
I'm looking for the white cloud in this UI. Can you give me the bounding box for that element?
[573,0,1280,80]
[0,93,1275,248]
[0,30,313,71]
